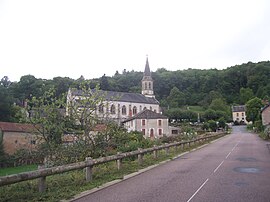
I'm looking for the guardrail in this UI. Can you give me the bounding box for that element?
[0,132,225,192]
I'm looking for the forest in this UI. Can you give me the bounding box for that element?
[1,60,270,123]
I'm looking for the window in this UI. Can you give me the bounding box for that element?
[142,119,146,126]
[111,105,116,114]
[98,104,104,113]
[158,129,162,135]
[172,130,178,135]
[150,106,152,111]
[236,113,239,117]
[143,107,147,111]
[150,129,154,137]
[242,112,244,116]
[142,129,146,135]
[122,105,127,115]
[140,105,142,112]
[133,106,137,115]
[158,120,162,126]
[145,82,147,89]
[149,82,151,90]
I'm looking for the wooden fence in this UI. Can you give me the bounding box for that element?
[0,132,225,192]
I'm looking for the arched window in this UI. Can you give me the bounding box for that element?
[149,82,151,90]
[150,106,152,111]
[133,106,137,115]
[140,105,142,112]
[111,105,116,114]
[145,82,147,90]
[143,107,147,111]
[122,105,127,115]
[98,104,104,113]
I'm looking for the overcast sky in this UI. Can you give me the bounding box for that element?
[0,0,270,82]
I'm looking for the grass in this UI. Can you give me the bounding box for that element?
[0,164,38,177]
[186,105,205,113]
[0,136,219,202]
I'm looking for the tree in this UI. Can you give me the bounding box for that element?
[65,82,107,159]
[167,87,186,108]
[28,88,66,147]
[208,120,217,132]
[246,97,263,124]
[240,87,254,104]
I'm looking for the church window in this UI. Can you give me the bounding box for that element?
[133,106,137,115]
[98,104,104,113]
[122,105,127,115]
[140,105,142,112]
[150,106,152,111]
[145,82,147,90]
[143,107,147,111]
[111,105,116,114]
[149,82,151,90]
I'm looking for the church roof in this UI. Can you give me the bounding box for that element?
[122,109,167,123]
[144,57,151,77]
[69,88,159,105]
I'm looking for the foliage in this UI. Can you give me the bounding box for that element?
[208,120,217,132]
[246,97,263,123]
[239,87,254,104]
[27,88,66,147]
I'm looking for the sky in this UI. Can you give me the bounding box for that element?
[0,0,270,82]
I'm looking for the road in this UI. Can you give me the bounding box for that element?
[74,126,270,202]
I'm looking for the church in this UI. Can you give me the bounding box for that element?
[67,58,171,138]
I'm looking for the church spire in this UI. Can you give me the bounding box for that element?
[142,56,154,98]
[144,56,151,77]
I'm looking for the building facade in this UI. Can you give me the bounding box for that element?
[232,105,248,124]
[122,109,169,138]
[0,122,40,155]
[262,104,270,126]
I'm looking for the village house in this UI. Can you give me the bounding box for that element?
[0,122,41,155]
[122,109,169,138]
[232,105,248,124]
[262,104,270,126]
[66,58,172,137]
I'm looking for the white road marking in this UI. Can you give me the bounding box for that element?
[214,161,224,173]
[187,178,209,202]
[226,152,231,159]
[232,142,239,151]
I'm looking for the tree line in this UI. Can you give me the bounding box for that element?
[1,60,270,123]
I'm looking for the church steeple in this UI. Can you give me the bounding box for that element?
[142,56,154,98]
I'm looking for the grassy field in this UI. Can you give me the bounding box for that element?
[0,136,219,202]
[185,105,205,113]
[0,164,38,176]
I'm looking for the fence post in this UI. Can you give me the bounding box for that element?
[153,145,158,159]
[85,157,93,182]
[117,152,122,170]
[181,142,184,150]
[138,148,143,166]
[38,165,46,192]
[165,143,169,155]
[174,141,178,153]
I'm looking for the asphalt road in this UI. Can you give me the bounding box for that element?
[74,126,270,202]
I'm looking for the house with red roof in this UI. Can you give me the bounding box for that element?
[0,122,41,155]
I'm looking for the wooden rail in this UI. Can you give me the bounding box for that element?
[0,132,225,191]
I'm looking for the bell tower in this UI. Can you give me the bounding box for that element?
[142,57,154,98]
